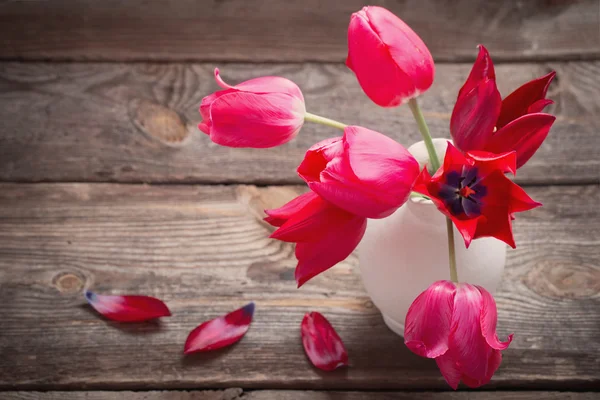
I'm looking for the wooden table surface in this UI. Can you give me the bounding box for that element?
[0,1,598,399]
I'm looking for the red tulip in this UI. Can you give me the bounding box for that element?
[297,126,420,219]
[450,45,556,169]
[198,68,306,148]
[265,191,366,287]
[301,312,349,371]
[184,303,255,354]
[346,6,434,107]
[404,280,513,389]
[85,291,171,322]
[413,143,541,248]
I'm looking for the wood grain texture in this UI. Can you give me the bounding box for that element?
[0,183,598,390]
[3,391,599,400]
[0,62,598,185]
[0,0,598,62]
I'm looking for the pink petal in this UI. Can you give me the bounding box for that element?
[297,137,344,184]
[496,71,556,129]
[269,194,354,243]
[478,286,513,351]
[214,68,304,101]
[295,213,367,287]
[448,284,493,384]
[184,303,255,354]
[301,312,348,371]
[404,280,456,358]
[85,291,171,322]
[208,91,305,148]
[346,8,417,107]
[467,150,517,176]
[485,113,556,169]
[435,351,461,390]
[264,191,319,227]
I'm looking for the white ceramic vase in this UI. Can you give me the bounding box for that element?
[356,139,507,336]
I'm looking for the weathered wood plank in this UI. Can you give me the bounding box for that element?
[3,391,599,400]
[0,183,598,390]
[0,0,598,62]
[0,62,598,185]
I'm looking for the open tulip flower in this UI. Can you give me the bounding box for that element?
[346,6,435,107]
[199,68,306,148]
[404,280,513,389]
[450,45,556,169]
[414,143,541,248]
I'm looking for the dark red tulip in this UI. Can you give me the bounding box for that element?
[451,45,556,169]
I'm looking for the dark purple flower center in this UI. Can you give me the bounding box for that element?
[438,167,487,218]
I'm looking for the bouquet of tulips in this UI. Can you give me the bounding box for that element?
[86,6,556,390]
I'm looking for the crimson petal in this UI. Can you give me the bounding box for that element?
[85,291,171,322]
[301,312,349,371]
[184,303,255,354]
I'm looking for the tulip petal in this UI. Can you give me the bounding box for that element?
[496,71,556,129]
[449,284,495,383]
[269,194,355,243]
[297,137,344,184]
[450,79,502,152]
[264,191,319,227]
[214,68,304,101]
[184,303,255,354]
[404,280,456,358]
[478,286,513,351]
[467,150,517,176]
[85,291,171,322]
[295,213,367,287]
[301,312,348,371]
[458,45,496,98]
[346,9,416,107]
[435,351,461,390]
[208,91,305,148]
[485,113,556,169]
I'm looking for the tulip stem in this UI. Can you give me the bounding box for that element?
[407,98,458,283]
[407,98,440,173]
[304,112,347,131]
[446,218,459,283]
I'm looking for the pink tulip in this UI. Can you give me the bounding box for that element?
[346,6,435,107]
[198,68,306,148]
[404,280,513,389]
[265,191,367,287]
[297,126,420,219]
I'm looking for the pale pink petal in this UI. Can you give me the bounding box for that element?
[404,280,456,358]
[478,286,513,351]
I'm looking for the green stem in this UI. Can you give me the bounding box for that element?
[407,97,458,283]
[304,112,347,130]
[407,98,440,173]
[446,218,459,283]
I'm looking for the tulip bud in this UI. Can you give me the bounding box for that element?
[199,68,306,148]
[346,6,435,107]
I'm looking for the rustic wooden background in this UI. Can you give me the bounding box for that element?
[0,0,599,399]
